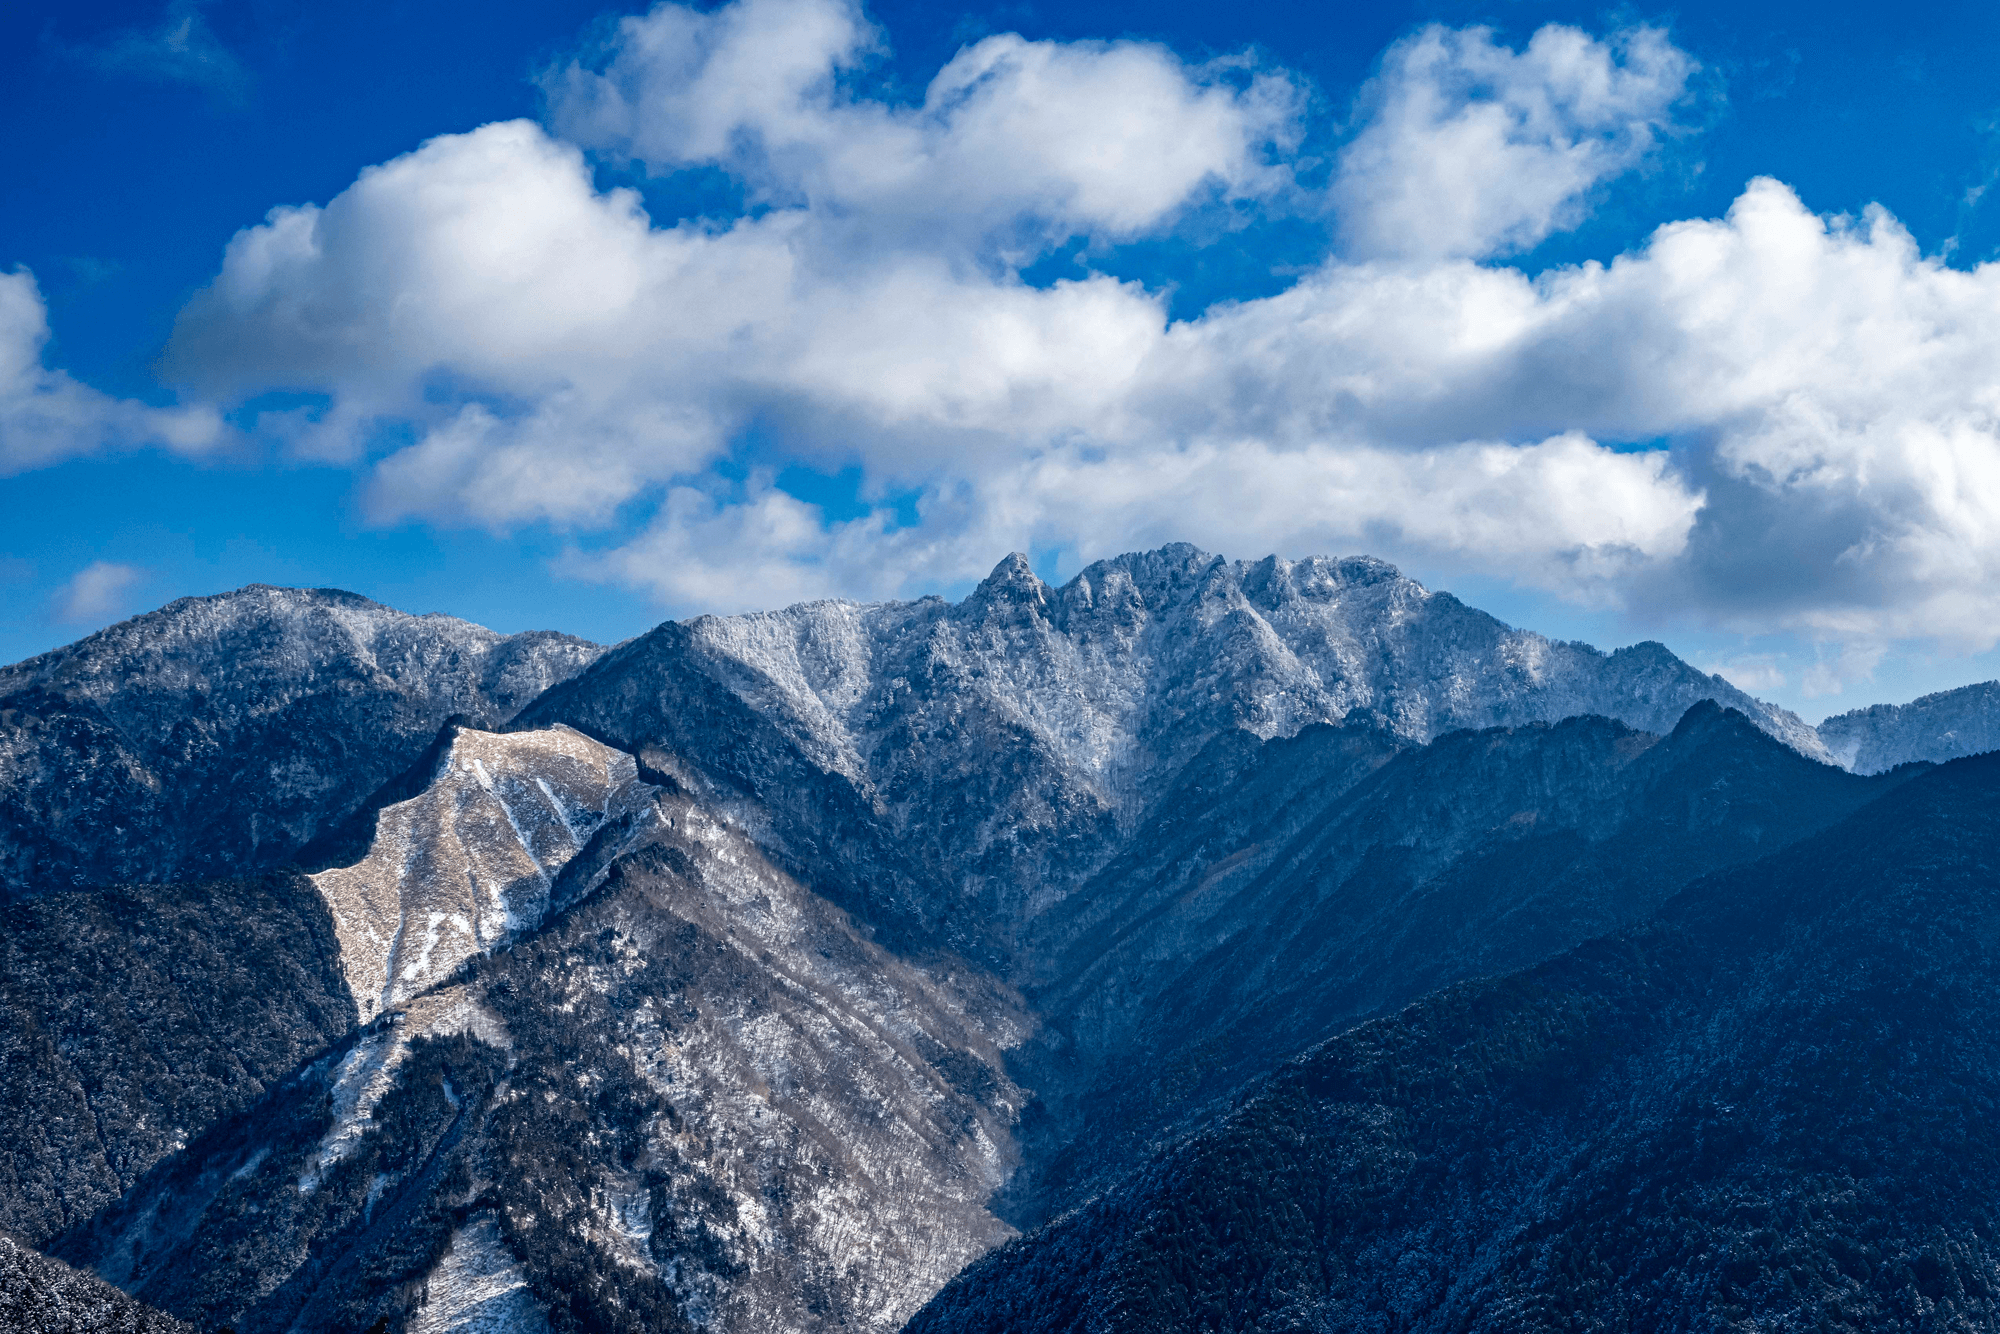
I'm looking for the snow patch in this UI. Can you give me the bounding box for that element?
[408,1213,549,1334]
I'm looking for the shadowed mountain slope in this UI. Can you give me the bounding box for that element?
[1004,702,1915,1227]
[911,750,2000,1334]
[0,585,600,897]
[0,872,356,1246]
[0,1232,193,1333]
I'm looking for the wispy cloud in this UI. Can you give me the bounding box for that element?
[1702,656,1787,694]
[75,0,250,105]
[51,562,148,626]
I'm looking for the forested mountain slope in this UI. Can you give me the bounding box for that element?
[0,549,1961,1333]
[1004,702,1917,1226]
[911,750,2000,1334]
[0,1233,192,1333]
[0,872,355,1244]
[53,725,1027,1334]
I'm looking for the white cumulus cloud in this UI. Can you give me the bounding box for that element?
[547,0,1300,244]
[1330,24,1696,261]
[88,0,2000,690]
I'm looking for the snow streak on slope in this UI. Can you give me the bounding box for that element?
[299,983,512,1191]
[311,725,656,1021]
[406,1214,549,1334]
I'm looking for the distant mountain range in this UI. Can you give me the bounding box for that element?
[3,546,1998,1332]
[1819,679,2000,773]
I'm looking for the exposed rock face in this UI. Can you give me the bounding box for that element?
[0,585,601,897]
[62,727,1028,1334]
[911,752,2000,1334]
[312,724,659,1021]
[520,545,1822,966]
[1818,678,2000,773]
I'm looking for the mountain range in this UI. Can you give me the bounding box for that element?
[3,544,1998,1333]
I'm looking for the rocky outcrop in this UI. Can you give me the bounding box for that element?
[311,723,658,1021]
[0,585,601,897]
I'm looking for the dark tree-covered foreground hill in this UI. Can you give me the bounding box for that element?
[911,750,2000,1334]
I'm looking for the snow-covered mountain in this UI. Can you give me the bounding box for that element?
[9,544,1993,1334]
[659,544,1828,798]
[0,584,601,897]
[1818,679,2000,773]
[519,544,1827,966]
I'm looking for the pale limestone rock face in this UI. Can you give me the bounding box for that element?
[311,725,656,1020]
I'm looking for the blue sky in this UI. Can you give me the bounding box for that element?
[7,0,2000,720]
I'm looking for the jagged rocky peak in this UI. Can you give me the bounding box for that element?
[1817,678,2000,773]
[675,543,1825,802]
[514,544,1832,966]
[312,723,658,1021]
[0,584,604,895]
